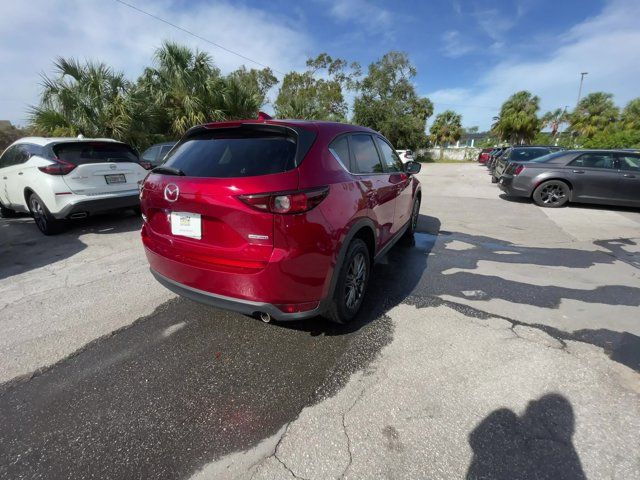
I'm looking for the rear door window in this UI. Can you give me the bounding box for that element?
[376,137,404,172]
[0,145,19,168]
[569,153,616,169]
[350,134,383,174]
[164,132,297,178]
[53,142,139,165]
[618,154,640,171]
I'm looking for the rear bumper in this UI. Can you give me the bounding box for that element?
[151,268,325,321]
[498,176,531,197]
[53,193,140,219]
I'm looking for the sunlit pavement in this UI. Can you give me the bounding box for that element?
[1,164,639,479]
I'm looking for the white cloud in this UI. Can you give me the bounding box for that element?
[441,30,475,58]
[427,0,640,130]
[327,0,393,31]
[0,0,312,124]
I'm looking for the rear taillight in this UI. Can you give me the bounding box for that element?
[514,165,525,175]
[238,187,329,214]
[38,160,76,175]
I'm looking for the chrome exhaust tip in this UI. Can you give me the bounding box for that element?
[259,312,271,323]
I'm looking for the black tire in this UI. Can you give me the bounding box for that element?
[404,196,420,238]
[491,175,498,183]
[0,201,16,218]
[326,238,370,324]
[532,180,570,208]
[28,193,64,235]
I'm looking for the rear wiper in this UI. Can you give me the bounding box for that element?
[151,166,185,176]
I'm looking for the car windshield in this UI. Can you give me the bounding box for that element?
[529,151,569,163]
[53,142,139,165]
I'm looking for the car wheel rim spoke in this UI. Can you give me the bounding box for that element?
[345,253,366,310]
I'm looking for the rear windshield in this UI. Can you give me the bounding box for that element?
[163,131,297,178]
[53,142,139,165]
[530,151,570,163]
[510,147,551,161]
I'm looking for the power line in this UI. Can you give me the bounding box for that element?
[112,0,286,76]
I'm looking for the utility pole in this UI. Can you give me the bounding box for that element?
[576,72,588,107]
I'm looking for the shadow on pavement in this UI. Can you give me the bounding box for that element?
[0,211,142,281]
[467,393,586,480]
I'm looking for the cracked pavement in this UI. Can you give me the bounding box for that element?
[1,163,640,479]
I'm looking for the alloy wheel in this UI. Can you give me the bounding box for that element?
[345,252,366,310]
[540,183,567,206]
[30,197,47,231]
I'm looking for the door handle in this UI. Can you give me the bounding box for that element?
[572,170,585,174]
[623,173,636,178]
[2,176,6,180]
[18,172,23,175]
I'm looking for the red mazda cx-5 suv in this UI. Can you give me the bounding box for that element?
[140,116,422,323]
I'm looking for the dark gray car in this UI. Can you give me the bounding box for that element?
[491,146,563,182]
[498,150,640,208]
[141,142,176,167]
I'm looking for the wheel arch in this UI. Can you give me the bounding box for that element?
[24,187,36,208]
[531,177,573,199]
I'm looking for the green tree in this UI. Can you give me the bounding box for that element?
[430,110,462,160]
[541,107,569,140]
[570,92,619,138]
[29,57,153,147]
[229,66,278,110]
[621,97,640,130]
[274,53,359,121]
[492,91,541,144]
[353,51,433,149]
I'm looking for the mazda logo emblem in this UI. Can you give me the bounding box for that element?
[164,183,179,202]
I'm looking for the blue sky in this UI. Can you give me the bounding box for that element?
[1,0,639,130]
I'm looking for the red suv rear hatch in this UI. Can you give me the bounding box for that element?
[141,123,316,272]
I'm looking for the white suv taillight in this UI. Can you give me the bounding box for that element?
[238,187,329,214]
[38,160,76,175]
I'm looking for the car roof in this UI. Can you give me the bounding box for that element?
[198,118,378,136]
[12,136,122,147]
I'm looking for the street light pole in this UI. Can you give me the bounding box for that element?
[576,72,588,107]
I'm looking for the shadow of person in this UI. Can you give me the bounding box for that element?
[467,394,586,480]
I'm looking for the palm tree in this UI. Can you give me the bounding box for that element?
[430,110,463,160]
[570,92,619,138]
[541,107,569,140]
[29,58,152,146]
[621,98,640,130]
[494,91,541,144]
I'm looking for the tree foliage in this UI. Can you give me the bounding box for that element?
[353,51,433,149]
[274,54,359,121]
[492,91,540,144]
[569,92,619,138]
[541,108,569,139]
[430,110,462,159]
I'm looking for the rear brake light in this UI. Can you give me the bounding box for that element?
[514,165,525,175]
[38,160,76,175]
[238,187,329,214]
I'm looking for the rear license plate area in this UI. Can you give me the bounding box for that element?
[105,174,126,184]
[170,212,202,240]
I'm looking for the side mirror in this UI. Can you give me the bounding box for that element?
[405,161,421,175]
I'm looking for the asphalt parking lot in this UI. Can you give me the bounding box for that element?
[1,163,639,479]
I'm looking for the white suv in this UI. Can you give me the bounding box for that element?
[0,137,149,234]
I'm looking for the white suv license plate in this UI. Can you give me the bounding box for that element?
[105,174,126,184]
[170,212,201,239]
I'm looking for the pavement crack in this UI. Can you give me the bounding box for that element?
[274,451,309,480]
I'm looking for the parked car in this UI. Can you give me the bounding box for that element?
[140,118,422,324]
[396,149,415,164]
[486,147,507,169]
[141,142,176,167]
[477,147,493,164]
[0,137,149,234]
[491,146,564,182]
[498,149,640,208]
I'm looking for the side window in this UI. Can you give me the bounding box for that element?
[0,145,18,168]
[159,145,173,158]
[569,153,615,169]
[328,136,351,171]
[13,145,31,165]
[350,134,383,174]
[375,137,404,172]
[142,146,160,162]
[618,154,640,171]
